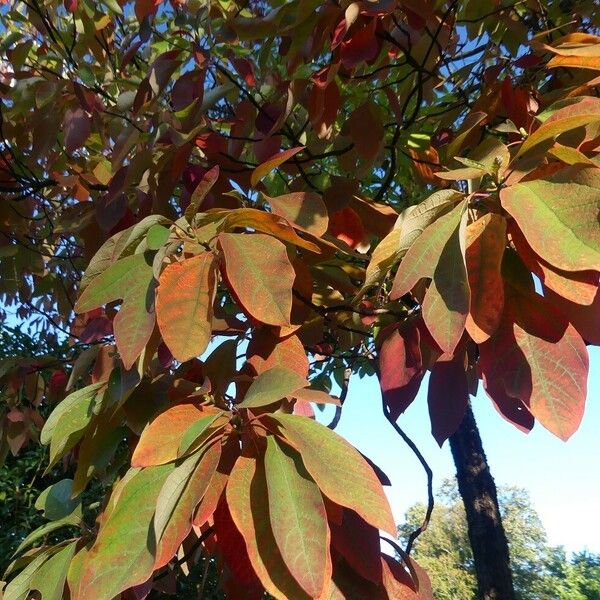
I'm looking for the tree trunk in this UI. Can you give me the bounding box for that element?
[449,403,515,600]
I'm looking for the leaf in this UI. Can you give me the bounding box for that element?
[379,323,426,420]
[185,165,220,220]
[13,516,80,557]
[219,233,296,326]
[330,510,382,584]
[219,208,321,252]
[264,436,329,597]
[154,440,221,569]
[113,271,156,370]
[510,223,598,305]
[76,254,148,313]
[427,353,469,446]
[246,329,309,378]
[179,412,224,456]
[3,550,52,600]
[396,190,465,261]
[131,403,218,467]
[64,106,91,153]
[156,253,217,362]
[547,54,600,70]
[237,366,309,409]
[479,285,588,440]
[251,146,304,187]
[501,165,600,272]
[328,207,365,248]
[465,214,506,343]
[360,229,401,293]
[40,382,106,469]
[516,113,600,158]
[76,252,156,369]
[392,200,470,353]
[266,414,396,535]
[76,464,174,600]
[30,541,77,600]
[35,479,80,520]
[264,192,329,237]
[434,167,486,180]
[225,455,312,600]
[146,224,171,250]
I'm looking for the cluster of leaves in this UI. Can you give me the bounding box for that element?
[399,481,600,600]
[1,0,600,598]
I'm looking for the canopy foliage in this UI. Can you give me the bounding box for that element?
[1,0,599,598]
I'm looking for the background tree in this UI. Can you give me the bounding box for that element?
[1,0,600,598]
[399,480,600,600]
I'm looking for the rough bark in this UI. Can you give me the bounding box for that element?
[449,403,515,600]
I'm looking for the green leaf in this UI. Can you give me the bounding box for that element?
[500,165,600,272]
[41,382,106,469]
[35,479,80,520]
[76,464,174,600]
[179,412,223,456]
[392,200,470,353]
[3,550,52,600]
[154,441,221,569]
[264,436,329,598]
[266,414,396,535]
[156,253,217,362]
[146,224,171,250]
[237,366,309,409]
[13,516,80,557]
[76,253,148,313]
[219,233,296,326]
[30,541,78,600]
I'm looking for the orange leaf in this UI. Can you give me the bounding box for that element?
[465,214,506,343]
[264,192,329,237]
[131,404,219,467]
[219,233,295,326]
[251,147,304,187]
[156,253,217,362]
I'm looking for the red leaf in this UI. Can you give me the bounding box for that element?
[427,352,469,446]
[63,107,91,153]
[246,328,309,378]
[330,510,382,584]
[328,207,365,249]
[379,323,425,419]
[131,404,219,467]
[231,58,256,87]
[479,285,588,440]
[340,20,379,69]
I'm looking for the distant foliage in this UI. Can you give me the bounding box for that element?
[1,0,599,598]
[399,481,600,600]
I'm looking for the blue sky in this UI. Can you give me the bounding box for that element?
[316,347,600,554]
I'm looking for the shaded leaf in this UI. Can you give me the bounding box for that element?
[225,455,311,600]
